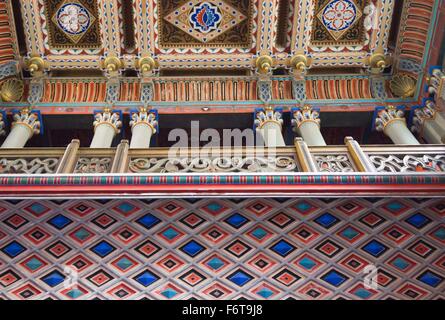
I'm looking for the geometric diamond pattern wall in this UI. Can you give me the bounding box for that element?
[0,198,444,300]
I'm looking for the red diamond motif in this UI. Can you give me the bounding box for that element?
[200,225,229,244]
[23,226,52,245]
[245,200,273,216]
[179,269,207,287]
[155,201,186,217]
[66,202,96,217]
[106,283,137,300]
[426,201,445,216]
[111,225,141,245]
[297,281,331,299]
[0,229,7,241]
[224,239,252,258]
[3,214,28,230]
[201,283,233,299]
[272,268,301,286]
[87,270,114,287]
[247,253,277,272]
[335,201,365,216]
[290,225,320,244]
[0,270,21,287]
[155,253,186,273]
[179,212,206,229]
[11,283,42,300]
[45,240,71,258]
[433,255,445,271]
[339,253,371,273]
[91,213,117,229]
[268,212,295,229]
[315,239,344,258]
[396,283,430,299]
[65,254,94,273]
[408,240,436,258]
[382,224,413,244]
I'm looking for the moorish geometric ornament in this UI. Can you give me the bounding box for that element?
[159,0,252,47]
[43,0,101,49]
[311,0,368,45]
[164,0,247,43]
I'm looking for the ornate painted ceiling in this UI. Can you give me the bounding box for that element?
[0,0,442,108]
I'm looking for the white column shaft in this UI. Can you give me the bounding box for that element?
[296,122,327,146]
[385,121,420,145]
[260,122,285,147]
[130,123,154,149]
[1,125,32,148]
[422,121,443,144]
[90,124,116,148]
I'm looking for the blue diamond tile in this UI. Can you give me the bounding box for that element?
[90,241,116,258]
[340,227,360,240]
[40,270,66,287]
[227,269,254,287]
[352,287,373,299]
[257,287,274,298]
[362,240,388,257]
[161,288,178,299]
[136,214,161,230]
[206,257,225,270]
[432,227,445,241]
[270,240,296,257]
[392,257,410,270]
[25,257,44,271]
[162,227,179,240]
[251,227,268,240]
[115,257,134,271]
[47,214,73,230]
[405,213,431,229]
[180,240,205,257]
[298,257,316,270]
[134,270,160,287]
[1,241,26,258]
[321,270,349,287]
[314,213,339,229]
[417,270,443,288]
[224,213,249,229]
[116,202,136,213]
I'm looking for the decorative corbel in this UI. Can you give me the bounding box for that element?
[136,56,157,77]
[25,55,47,78]
[367,52,390,74]
[255,55,274,75]
[101,55,124,77]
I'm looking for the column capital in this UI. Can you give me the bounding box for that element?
[427,67,445,100]
[130,107,158,134]
[291,105,320,130]
[0,110,6,136]
[93,108,122,134]
[412,102,437,134]
[375,105,406,132]
[254,107,283,130]
[12,108,41,137]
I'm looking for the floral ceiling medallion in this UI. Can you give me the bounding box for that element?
[317,0,362,41]
[164,0,247,43]
[51,0,96,43]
